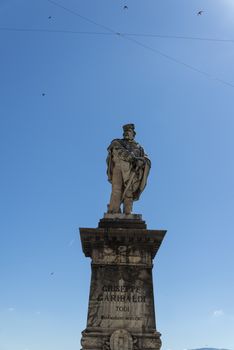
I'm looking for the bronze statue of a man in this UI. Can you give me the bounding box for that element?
[107,124,151,215]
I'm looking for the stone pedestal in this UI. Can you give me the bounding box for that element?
[80,216,166,350]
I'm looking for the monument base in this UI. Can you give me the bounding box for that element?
[80,217,166,350]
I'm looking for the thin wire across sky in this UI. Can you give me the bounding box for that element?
[1,0,233,89]
[45,0,234,89]
[1,27,234,43]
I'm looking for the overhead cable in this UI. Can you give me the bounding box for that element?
[44,0,233,88]
[1,27,234,43]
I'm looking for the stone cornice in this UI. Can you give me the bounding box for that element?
[80,227,166,259]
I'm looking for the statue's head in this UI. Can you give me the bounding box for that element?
[123,123,136,141]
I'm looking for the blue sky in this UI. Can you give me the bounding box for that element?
[0,1,234,350]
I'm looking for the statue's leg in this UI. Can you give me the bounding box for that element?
[123,188,133,215]
[108,165,123,213]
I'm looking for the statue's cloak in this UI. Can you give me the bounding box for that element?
[106,139,151,201]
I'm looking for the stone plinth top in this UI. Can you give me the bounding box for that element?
[104,213,142,220]
[98,219,146,229]
[99,214,146,229]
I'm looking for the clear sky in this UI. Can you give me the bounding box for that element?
[0,1,234,350]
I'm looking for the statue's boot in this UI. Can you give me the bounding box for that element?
[108,189,122,213]
[123,197,133,215]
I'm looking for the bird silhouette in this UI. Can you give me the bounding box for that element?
[42,93,46,96]
[123,5,128,10]
[50,272,54,275]
[48,16,52,19]
[197,10,203,15]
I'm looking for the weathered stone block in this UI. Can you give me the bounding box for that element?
[80,217,166,350]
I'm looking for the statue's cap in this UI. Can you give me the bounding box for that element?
[122,123,135,132]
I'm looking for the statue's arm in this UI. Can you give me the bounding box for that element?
[133,145,151,168]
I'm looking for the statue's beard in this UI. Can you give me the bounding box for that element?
[124,136,134,141]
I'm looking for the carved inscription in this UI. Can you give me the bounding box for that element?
[98,284,146,303]
[99,280,146,322]
[87,265,156,329]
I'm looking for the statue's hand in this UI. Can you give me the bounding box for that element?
[136,159,145,167]
[133,157,145,168]
[129,152,136,162]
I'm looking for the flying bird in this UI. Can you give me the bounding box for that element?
[197,10,204,16]
[48,16,52,19]
[50,272,54,275]
[42,93,46,96]
[123,5,128,10]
